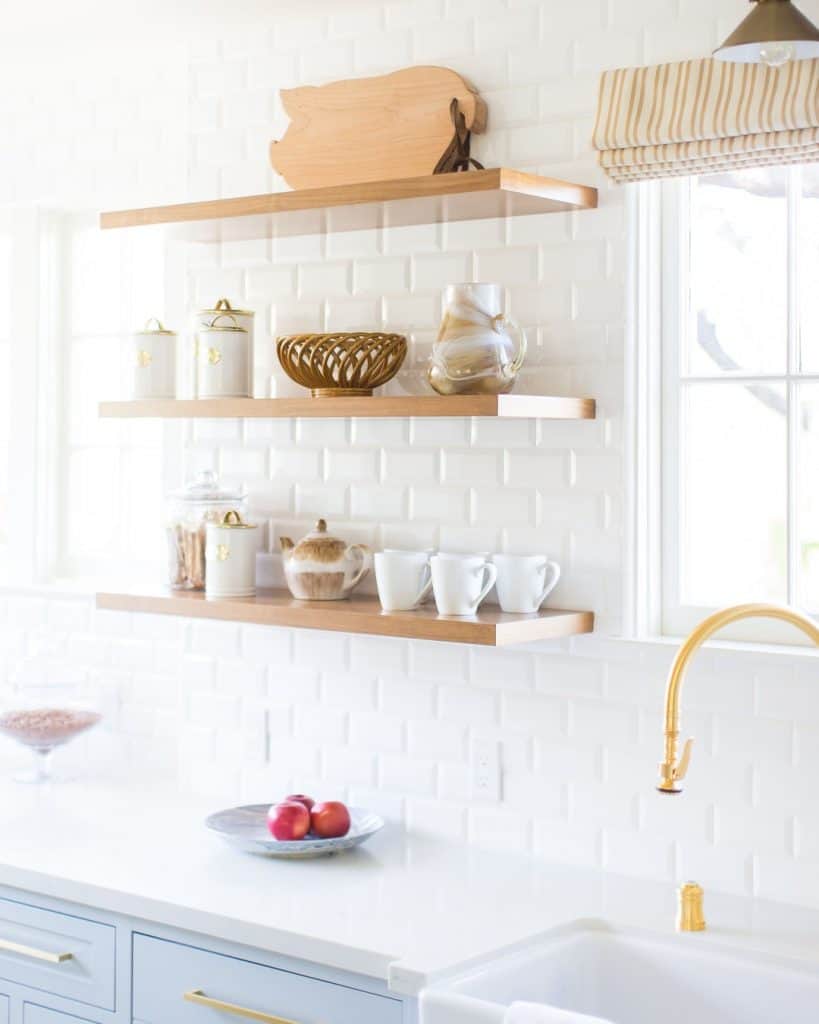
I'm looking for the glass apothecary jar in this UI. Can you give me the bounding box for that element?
[166,470,246,590]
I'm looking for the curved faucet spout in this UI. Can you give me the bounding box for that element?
[658,603,819,794]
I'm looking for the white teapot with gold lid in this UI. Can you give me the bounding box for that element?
[280,519,371,601]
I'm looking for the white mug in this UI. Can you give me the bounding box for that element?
[374,551,432,612]
[431,554,497,616]
[492,554,561,614]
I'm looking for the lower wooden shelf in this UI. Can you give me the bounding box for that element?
[96,588,594,647]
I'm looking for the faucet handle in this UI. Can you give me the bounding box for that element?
[658,736,694,793]
[675,737,694,781]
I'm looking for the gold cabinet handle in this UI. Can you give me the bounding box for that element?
[0,937,73,964]
[184,990,299,1024]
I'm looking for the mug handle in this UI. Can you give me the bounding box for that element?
[410,564,434,609]
[347,545,372,589]
[472,563,498,611]
[536,561,561,608]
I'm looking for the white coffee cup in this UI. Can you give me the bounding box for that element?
[492,554,561,614]
[431,554,497,616]
[374,551,433,612]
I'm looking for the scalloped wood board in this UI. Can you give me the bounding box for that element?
[269,65,487,190]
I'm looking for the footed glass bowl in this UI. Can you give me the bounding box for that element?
[0,669,101,783]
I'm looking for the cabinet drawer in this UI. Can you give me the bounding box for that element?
[133,934,402,1024]
[0,897,114,1010]
[24,1005,97,1024]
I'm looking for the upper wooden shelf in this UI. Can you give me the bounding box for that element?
[96,587,594,647]
[99,169,598,241]
[98,394,596,420]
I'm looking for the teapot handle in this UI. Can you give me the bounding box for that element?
[346,544,371,589]
[493,313,527,376]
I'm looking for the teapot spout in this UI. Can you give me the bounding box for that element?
[279,537,294,557]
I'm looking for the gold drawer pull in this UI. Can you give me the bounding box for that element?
[0,938,73,964]
[184,990,299,1024]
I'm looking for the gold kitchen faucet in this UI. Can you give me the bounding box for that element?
[657,603,819,795]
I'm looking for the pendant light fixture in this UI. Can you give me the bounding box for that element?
[714,0,819,66]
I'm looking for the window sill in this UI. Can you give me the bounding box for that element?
[0,579,115,600]
[618,631,819,659]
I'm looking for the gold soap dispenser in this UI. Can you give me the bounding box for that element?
[677,882,706,932]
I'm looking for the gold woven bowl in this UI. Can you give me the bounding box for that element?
[277,332,407,397]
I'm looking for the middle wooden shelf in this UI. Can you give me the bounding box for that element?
[96,588,594,647]
[98,394,596,420]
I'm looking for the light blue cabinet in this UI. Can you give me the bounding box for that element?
[0,896,115,1011]
[133,933,403,1024]
[24,1004,97,1024]
[0,886,411,1024]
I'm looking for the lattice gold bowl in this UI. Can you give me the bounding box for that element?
[276,332,407,397]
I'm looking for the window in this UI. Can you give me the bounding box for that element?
[0,218,12,567]
[655,165,819,643]
[0,208,165,589]
[59,214,165,584]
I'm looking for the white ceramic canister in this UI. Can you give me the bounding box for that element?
[192,298,255,397]
[205,510,258,598]
[196,314,251,398]
[130,318,176,399]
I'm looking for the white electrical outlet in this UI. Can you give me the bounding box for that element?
[470,737,502,802]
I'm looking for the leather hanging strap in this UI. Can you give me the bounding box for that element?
[433,98,485,174]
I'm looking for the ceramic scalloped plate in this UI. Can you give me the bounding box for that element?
[205,804,385,858]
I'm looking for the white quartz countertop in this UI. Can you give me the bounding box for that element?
[0,779,818,995]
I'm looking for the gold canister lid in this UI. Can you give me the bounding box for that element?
[135,317,176,336]
[201,313,248,333]
[217,510,256,529]
[196,297,255,318]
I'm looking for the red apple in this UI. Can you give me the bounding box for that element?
[284,793,315,812]
[310,800,351,839]
[267,801,311,841]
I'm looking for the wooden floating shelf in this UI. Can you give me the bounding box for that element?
[99,394,596,420]
[96,588,594,647]
[99,169,598,241]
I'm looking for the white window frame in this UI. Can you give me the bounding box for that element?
[630,171,818,647]
[1,207,172,592]
[2,207,60,587]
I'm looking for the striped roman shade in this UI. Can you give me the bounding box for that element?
[593,57,819,183]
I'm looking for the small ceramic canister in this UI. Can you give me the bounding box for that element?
[196,314,251,398]
[193,298,255,396]
[130,318,176,399]
[205,511,258,598]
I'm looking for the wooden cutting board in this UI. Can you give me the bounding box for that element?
[269,65,487,190]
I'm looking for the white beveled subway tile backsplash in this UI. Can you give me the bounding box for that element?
[1,0,818,910]
[2,591,818,906]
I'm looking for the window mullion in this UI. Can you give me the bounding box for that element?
[787,167,800,607]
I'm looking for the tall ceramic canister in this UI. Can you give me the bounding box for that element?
[130,318,176,399]
[193,298,255,397]
[196,314,251,398]
[205,511,258,598]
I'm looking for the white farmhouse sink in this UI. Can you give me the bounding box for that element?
[421,922,819,1024]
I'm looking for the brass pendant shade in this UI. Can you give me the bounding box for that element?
[714,0,819,64]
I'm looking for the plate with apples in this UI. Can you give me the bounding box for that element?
[205,794,384,858]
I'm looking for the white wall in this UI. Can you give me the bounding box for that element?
[2,0,819,909]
